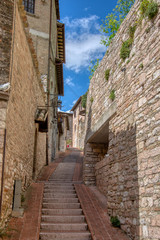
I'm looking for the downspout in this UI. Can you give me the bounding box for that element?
[46,0,53,165]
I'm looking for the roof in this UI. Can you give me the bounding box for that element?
[55,0,60,20]
[57,22,65,63]
[56,58,64,96]
[71,96,82,111]
[58,111,73,116]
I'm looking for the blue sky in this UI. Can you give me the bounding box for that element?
[59,0,117,111]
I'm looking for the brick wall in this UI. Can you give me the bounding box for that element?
[25,0,59,162]
[84,0,160,239]
[1,4,46,221]
[0,0,14,84]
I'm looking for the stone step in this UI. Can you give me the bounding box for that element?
[42,203,81,209]
[48,179,73,183]
[41,215,85,223]
[39,231,91,240]
[44,189,76,194]
[44,185,75,190]
[43,197,79,203]
[43,193,77,198]
[41,223,88,231]
[42,208,83,215]
[45,182,74,186]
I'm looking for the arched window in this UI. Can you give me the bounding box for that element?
[23,0,35,14]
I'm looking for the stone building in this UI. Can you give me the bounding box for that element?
[0,0,64,222]
[57,111,73,152]
[71,97,86,149]
[84,0,160,239]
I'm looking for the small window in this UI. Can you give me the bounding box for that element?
[74,110,76,118]
[23,0,35,14]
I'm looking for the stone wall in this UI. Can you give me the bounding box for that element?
[1,4,46,221]
[0,0,14,84]
[72,100,85,149]
[58,113,73,151]
[67,114,73,147]
[84,0,160,239]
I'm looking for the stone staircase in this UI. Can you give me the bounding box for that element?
[39,161,92,240]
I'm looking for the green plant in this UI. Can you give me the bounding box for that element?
[89,59,99,80]
[90,97,94,103]
[139,63,144,69]
[140,0,150,17]
[109,90,115,101]
[100,0,135,47]
[127,59,130,64]
[81,91,88,109]
[145,1,158,19]
[129,24,137,39]
[145,27,150,33]
[140,0,158,19]
[21,194,25,203]
[110,216,121,227]
[105,69,110,81]
[120,39,132,60]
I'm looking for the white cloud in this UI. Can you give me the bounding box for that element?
[65,33,106,73]
[62,15,99,31]
[62,15,106,73]
[65,77,75,86]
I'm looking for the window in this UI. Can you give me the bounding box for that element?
[74,110,76,118]
[23,0,35,14]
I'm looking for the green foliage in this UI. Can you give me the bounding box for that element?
[81,91,88,109]
[110,216,121,227]
[145,27,150,33]
[21,194,25,203]
[145,1,158,19]
[105,69,110,81]
[140,0,158,19]
[109,90,116,101]
[120,24,136,61]
[89,59,99,80]
[140,0,150,17]
[100,0,135,47]
[129,24,137,39]
[127,59,130,64]
[139,63,144,69]
[120,39,132,60]
[90,97,94,103]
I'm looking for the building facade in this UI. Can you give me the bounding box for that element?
[57,111,73,152]
[83,1,160,239]
[71,97,85,149]
[0,0,64,222]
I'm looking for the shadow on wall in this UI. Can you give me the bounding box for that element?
[95,125,139,240]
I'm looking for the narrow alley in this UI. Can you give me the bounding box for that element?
[8,149,129,240]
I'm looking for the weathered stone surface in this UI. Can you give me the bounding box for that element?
[83,1,160,239]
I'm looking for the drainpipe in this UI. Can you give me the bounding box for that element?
[46,0,53,165]
[0,129,7,218]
